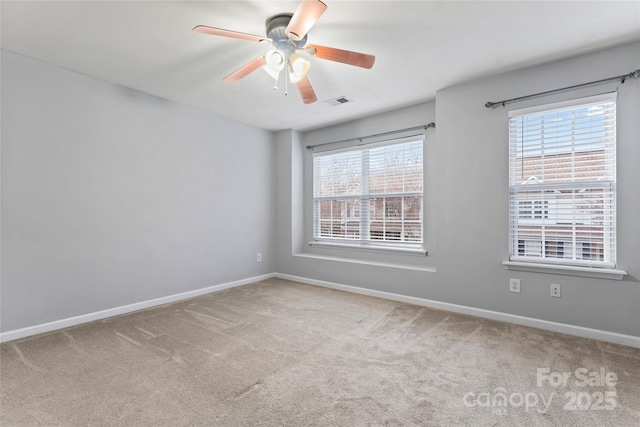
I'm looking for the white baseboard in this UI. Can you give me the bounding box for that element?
[0,273,275,343]
[274,272,640,349]
[4,272,638,349]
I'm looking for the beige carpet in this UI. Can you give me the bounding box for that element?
[1,278,638,426]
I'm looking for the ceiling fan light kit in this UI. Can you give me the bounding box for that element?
[289,54,311,83]
[193,0,375,104]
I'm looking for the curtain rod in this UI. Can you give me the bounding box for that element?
[305,122,435,150]
[485,69,640,109]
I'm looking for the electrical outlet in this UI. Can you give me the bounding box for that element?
[256,253,262,263]
[550,283,561,298]
[509,278,521,293]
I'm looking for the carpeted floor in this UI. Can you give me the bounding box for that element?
[1,277,639,426]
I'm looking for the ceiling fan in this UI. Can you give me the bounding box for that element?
[193,0,375,104]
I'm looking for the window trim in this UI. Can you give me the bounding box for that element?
[503,261,626,281]
[311,136,425,252]
[506,92,617,271]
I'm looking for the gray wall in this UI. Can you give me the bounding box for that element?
[1,50,274,332]
[2,42,638,338]
[275,42,640,337]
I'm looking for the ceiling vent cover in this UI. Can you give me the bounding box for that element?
[326,96,353,106]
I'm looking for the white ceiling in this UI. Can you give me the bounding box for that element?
[2,1,639,131]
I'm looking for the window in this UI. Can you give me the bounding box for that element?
[508,93,616,268]
[313,138,423,248]
[518,200,549,220]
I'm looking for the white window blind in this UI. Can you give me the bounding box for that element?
[313,138,423,245]
[508,93,617,268]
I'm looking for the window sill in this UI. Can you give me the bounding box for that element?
[294,253,436,273]
[502,261,627,280]
[309,240,427,257]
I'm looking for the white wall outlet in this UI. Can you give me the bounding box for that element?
[256,253,262,262]
[550,283,561,297]
[509,278,521,293]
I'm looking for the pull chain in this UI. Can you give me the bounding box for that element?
[285,67,289,96]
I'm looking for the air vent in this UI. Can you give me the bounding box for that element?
[326,96,353,106]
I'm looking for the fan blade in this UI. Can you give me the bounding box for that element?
[305,44,375,69]
[295,75,318,104]
[193,25,270,43]
[285,0,327,42]
[223,55,267,83]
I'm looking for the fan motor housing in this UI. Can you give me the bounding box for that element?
[266,13,307,50]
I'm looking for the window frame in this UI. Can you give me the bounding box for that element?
[507,92,617,270]
[311,136,426,255]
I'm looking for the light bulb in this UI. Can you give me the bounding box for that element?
[289,53,310,84]
[265,50,285,72]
